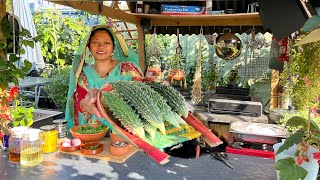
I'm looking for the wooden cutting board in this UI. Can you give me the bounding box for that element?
[58,137,138,163]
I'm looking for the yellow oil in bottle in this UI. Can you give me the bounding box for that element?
[20,147,43,166]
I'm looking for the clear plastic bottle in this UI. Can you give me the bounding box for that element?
[20,129,44,166]
[206,0,212,15]
[8,126,28,163]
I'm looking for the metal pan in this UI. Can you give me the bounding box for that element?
[229,122,288,145]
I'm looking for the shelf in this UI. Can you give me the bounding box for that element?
[133,12,262,26]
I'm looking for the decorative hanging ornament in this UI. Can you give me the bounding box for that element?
[215,28,242,61]
[277,37,289,62]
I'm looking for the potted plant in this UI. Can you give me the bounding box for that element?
[275,37,320,180]
[274,110,320,180]
[0,86,34,136]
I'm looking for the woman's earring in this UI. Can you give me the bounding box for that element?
[89,53,93,58]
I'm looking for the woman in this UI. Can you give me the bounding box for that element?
[65,25,145,130]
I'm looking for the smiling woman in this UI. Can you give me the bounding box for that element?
[65,25,146,131]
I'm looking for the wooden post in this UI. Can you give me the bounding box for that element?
[0,0,7,62]
[270,69,279,110]
[137,24,145,73]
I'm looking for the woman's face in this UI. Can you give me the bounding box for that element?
[89,30,114,62]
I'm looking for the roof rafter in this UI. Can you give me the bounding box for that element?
[48,0,140,25]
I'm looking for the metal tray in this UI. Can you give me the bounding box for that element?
[229,122,288,145]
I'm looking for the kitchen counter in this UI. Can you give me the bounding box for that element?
[0,149,276,180]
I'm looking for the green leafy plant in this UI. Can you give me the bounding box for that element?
[280,39,320,110]
[44,66,70,112]
[0,86,33,135]
[0,15,33,88]
[33,8,90,66]
[275,112,320,180]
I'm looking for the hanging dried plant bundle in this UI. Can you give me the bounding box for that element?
[191,34,203,104]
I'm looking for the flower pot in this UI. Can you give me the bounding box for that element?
[168,69,185,81]
[273,142,319,180]
[147,67,162,78]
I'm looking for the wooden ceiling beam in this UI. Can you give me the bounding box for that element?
[133,13,262,26]
[48,1,140,25]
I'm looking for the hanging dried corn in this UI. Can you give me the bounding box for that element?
[191,28,203,104]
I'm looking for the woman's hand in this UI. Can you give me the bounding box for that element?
[80,88,102,118]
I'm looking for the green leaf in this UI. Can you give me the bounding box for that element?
[301,15,320,32]
[9,54,20,63]
[0,41,6,49]
[286,116,319,131]
[275,157,308,180]
[276,131,304,155]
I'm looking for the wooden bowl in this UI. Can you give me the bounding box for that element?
[60,142,80,152]
[80,143,104,155]
[110,141,129,156]
[70,125,109,144]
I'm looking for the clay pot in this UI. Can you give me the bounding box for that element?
[60,142,80,152]
[168,69,185,81]
[110,142,129,156]
[70,125,109,144]
[80,143,103,155]
[147,67,162,78]
[110,131,126,144]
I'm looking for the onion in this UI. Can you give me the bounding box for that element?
[62,141,71,147]
[72,138,81,146]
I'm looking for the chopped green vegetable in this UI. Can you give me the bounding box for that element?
[85,144,100,150]
[76,124,108,134]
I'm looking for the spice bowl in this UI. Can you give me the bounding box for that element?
[110,131,127,144]
[80,142,104,155]
[60,142,80,152]
[110,141,129,156]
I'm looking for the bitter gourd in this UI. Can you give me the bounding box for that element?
[103,92,146,139]
[110,81,166,135]
[146,82,189,118]
[133,81,182,128]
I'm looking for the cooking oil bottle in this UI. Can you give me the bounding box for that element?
[20,129,44,166]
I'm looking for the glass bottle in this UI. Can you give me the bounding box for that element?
[8,126,28,163]
[20,129,44,166]
[52,119,68,139]
[40,125,57,153]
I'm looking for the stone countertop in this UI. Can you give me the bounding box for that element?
[0,150,276,180]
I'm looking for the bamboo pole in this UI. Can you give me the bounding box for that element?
[270,70,279,109]
[136,24,145,73]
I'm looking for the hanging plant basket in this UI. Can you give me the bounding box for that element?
[168,69,185,81]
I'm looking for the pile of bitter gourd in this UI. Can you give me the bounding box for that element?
[103,81,188,141]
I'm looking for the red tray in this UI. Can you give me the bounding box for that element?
[226,146,275,159]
